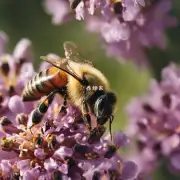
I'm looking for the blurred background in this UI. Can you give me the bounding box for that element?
[0,0,180,179]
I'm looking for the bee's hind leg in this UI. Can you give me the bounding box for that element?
[82,101,92,131]
[38,89,60,114]
[81,88,92,131]
[82,96,92,131]
[30,89,64,134]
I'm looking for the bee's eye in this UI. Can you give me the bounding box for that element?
[94,95,106,118]
[94,92,116,118]
[98,99,104,111]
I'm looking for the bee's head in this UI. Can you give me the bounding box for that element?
[94,92,117,119]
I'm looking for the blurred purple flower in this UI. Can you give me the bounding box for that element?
[43,0,176,67]
[86,0,177,67]
[126,63,180,174]
[43,0,104,22]
[0,31,8,56]
[0,32,35,120]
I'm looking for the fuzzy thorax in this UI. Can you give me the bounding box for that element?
[67,61,110,110]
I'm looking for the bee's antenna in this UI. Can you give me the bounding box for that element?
[109,115,114,142]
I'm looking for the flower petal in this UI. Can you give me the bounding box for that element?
[8,95,25,114]
[121,161,139,180]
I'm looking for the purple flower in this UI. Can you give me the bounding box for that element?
[0,32,35,120]
[86,0,177,66]
[43,0,72,24]
[126,63,180,174]
[0,64,141,179]
[43,0,104,23]
[43,0,176,67]
[0,97,142,179]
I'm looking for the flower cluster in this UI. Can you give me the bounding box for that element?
[44,0,176,66]
[126,63,180,174]
[0,33,141,179]
[0,98,141,179]
[0,32,35,119]
[86,0,176,66]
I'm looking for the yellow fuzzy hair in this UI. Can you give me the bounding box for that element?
[67,61,110,111]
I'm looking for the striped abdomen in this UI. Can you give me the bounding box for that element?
[22,67,68,101]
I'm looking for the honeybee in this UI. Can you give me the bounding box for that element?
[22,41,117,139]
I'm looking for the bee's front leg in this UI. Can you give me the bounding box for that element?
[96,116,114,141]
[59,93,68,114]
[81,87,92,130]
[82,100,92,131]
[109,115,114,141]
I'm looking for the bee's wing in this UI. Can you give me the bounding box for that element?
[40,55,85,85]
[63,41,94,66]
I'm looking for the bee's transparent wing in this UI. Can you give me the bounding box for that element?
[63,41,94,66]
[40,55,84,84]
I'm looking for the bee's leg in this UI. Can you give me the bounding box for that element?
[38,90,61,114]
[82,100,92,131]
[109,115,114,142]
[88,125,106,144]
[38,88,67,114]
[59,93,68,114]
[29,109,44,134]
[29,89,64,133]
[81,87,92,130]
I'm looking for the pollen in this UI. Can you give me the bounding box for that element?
[53,103,61,116]
[175,125,180,133]
[171,139,180,148]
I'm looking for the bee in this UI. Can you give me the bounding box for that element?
[22,41,117,139]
